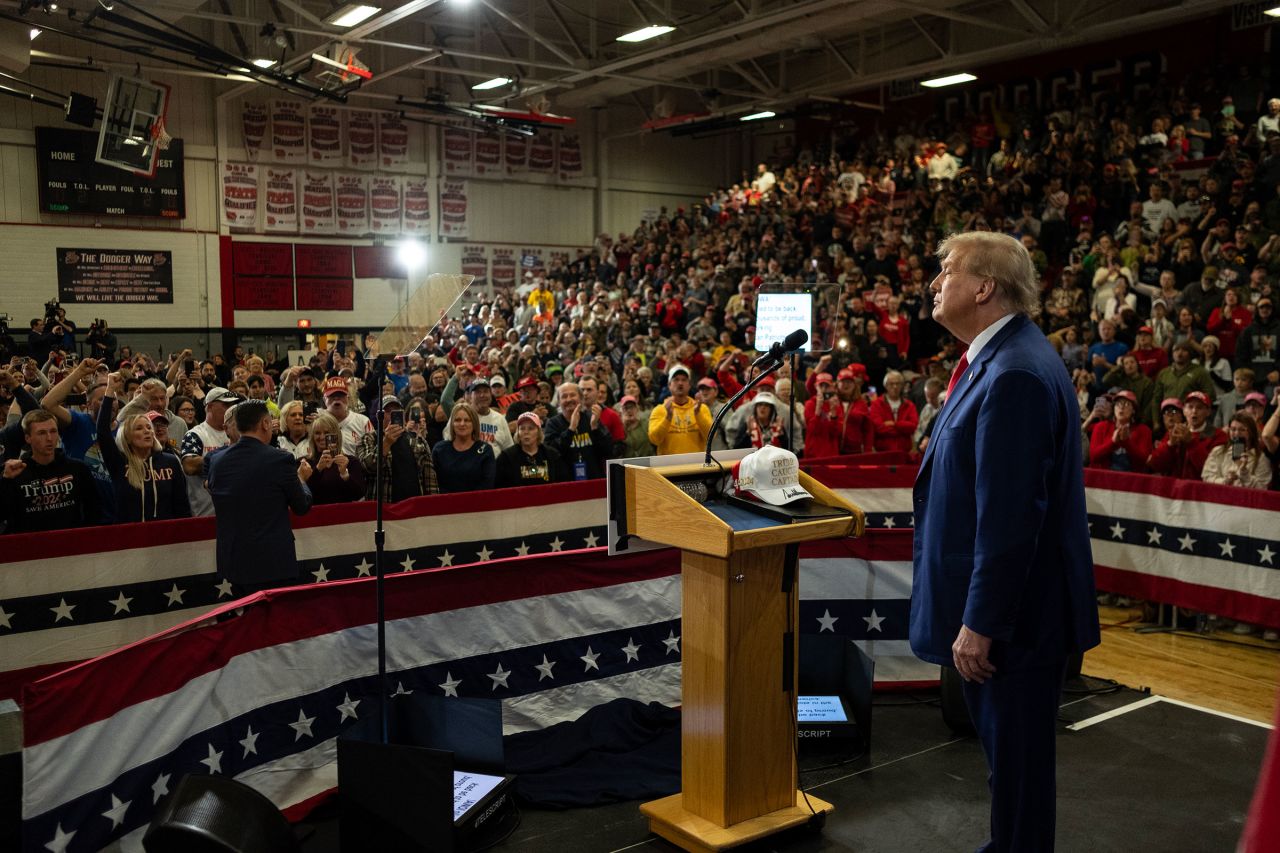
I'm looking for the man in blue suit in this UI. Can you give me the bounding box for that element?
[208,400,314,593]
[909,232,1100,852]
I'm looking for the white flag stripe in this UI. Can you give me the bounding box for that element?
[1092,540,1280,599]
[833,488,911,513]
[24,576,678,815]
[1086,486,1277,534]
[800,558,913,600]
[2,608,210,673]
[5,539,217,598]
[501,664,681,734]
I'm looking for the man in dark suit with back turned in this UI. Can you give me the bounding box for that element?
[207,400,314,593]
[909,232,1100,852]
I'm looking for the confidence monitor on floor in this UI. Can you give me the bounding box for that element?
[798,635,875,753]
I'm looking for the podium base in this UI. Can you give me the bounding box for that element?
[640,791,834,852]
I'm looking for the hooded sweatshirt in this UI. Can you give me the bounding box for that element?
[97,401,192,522]
[0,449,101,533]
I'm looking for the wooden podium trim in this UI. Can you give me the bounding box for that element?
[640,790,834,852]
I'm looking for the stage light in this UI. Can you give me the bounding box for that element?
[616,25,674,43]
[1266,6,1280,17]
[740,110,776,121]
[472,77,511,90]
[252,58,277,68]
[325,4,380,28]
[921,72,977,88]
[396,239,426,271]
[30,28,39,39]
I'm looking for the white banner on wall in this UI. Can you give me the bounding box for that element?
[401,176,432,236]
[308,105,344,167]
[558,133,583,181]
[474,130,502,176]
[504,134,527,174]
[528,132,555,174]
[438,180,469,239]
[221,162,259,229]
[461,244,489,286]
[378,111,410,169]
[270,99,307,163]
[263,167,299,233]
[301,171,337,235]
[491,247,517,287]
[442,127,473,176]
[347,110,378,170]
[368,175,402,234]
[242,103,268,161]
[336,173,370,235]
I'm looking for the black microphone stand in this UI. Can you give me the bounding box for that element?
[786,350,798,456]
[366,354,391,744]
[704,358,785,466]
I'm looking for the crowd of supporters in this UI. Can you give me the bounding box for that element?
[3,67,1279,545]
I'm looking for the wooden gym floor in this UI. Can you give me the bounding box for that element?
[1086,604,1280,724]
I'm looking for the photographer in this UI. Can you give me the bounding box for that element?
[1202,413,1271,488]
[357,396,437,501]
[86,318,117,365]
[305,413,366,504]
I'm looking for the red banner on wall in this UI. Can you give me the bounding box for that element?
[353,244,397,278]
[233,275,294,310]
[296,277,354,310]
[232,242,293,276]
[295,244,352,278]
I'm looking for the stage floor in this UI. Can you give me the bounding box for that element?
[299,676,1271,852]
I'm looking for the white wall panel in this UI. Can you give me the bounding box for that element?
[464,180,594,246]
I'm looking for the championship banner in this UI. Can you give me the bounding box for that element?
[442,126,473,176]
[490,246,517,287]
[401,176,432,236]
[269,99,306,163]
[377,110,410,169]
[504,133,527,174]
[307,105,343,167]
[335,173,369,235]
[520,247,545,273]
[528,132,555,174]
[346,109,378,170]
[461,244,489,286]
[368,175,402,235]
[220,162,258,229]
[558,132,583,180]
[301,170,336,235]
[474,130,502,176]
[241,102,267,161]
[439,179,469,239]
[262,167,298,233]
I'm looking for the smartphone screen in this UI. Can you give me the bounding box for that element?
[65,393,87,405]
[184,359,196,374]
[389,409,405,427]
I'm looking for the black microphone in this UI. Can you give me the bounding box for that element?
[752,328,809,368]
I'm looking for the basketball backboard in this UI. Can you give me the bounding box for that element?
[95,75,170,177]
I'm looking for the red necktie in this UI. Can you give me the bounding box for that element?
[945,353,970,404]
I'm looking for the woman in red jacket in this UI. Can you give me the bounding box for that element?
[1088,390,1153,472]
[1205,287,1252,361]
[869,370,918,453]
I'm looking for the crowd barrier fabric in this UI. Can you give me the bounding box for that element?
[19,529,918,852]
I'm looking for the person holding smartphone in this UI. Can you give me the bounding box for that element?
[303,413,365,504]
[1201,413,1272,489]
[356,396,438,502]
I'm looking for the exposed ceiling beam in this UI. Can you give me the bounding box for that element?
[1008,0,1052,33]
[542,0,587,61]
[275,0,326,28]
[889,3,1035,38]
[475,0,576,65]
[909,18,946,59]
[824,40,859,79]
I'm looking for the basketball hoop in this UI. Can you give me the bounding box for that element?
[152,118,172,151]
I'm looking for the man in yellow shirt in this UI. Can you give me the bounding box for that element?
[528,279,555,326]
[648,364,712,455]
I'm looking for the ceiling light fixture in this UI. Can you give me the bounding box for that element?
[252,58,277,68]
[1266,5,1280,15]
[616,25,674,43]
[324,4,380,28]
[472,77,511,90]
[920,72,977,88]
[739,110,776,121]
[29,28,40,39]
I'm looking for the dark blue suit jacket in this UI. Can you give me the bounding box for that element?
[207,437,313,585]
[909,315,1100,671]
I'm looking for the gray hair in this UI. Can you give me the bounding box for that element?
[937,232,1042,319]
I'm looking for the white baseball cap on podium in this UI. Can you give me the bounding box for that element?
[730,445,812,506]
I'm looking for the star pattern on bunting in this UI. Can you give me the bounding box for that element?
[109,591,132,615]
[817,609,838,632]
[289,708,316,741]
[476,545,493,562]
[0,604,12,629]
[549,536,564,552]
[663,629,681,655]
[514,542,530,557]
[354,558,373,577]
[580,646,601,671]
[438,549,454,567]
[535,654,556,681]
[50,598,75,623]
[1109,521,1125,540]
[151,773,171,804]
[45,823,75,853]
[439,672,461,697]
[1147,527,1162,545]
[881,515,896,529]
[621,638,641,662]
[200,743,223,774]
[337,693,361,722]
[312,564,330,583]
[240,726,260,758]
[488,663,511,690]
[1219,539,1236,558]
[164,583,186,606]
[583,531,599,548]
[101,793,130,829]
[400,554,416,573]
[392,681,413,697]
[1261,544,1276,565]
[215,579,235,598]
[1178,532,1196,552]
[863,609,886,632]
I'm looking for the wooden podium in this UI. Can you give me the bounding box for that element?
[621,462,865,852]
